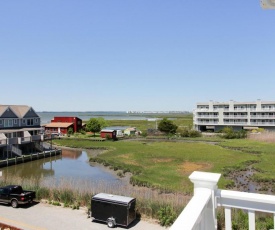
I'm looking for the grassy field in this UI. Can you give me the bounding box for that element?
[84,113,193,133]
[52,137,272,194]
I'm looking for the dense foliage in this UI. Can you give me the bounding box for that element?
[221,127,247,139]
[158,118,178,134]
[86,118,107,137]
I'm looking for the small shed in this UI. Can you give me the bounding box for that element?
[100,129,117,139]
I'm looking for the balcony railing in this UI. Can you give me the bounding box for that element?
[196,121,219,124]
[197,115,219,118]
[251,122,275,125]
[224,121,248,125]
[169,171,275,230]
[250,115,275,118]
[223,115,248,118]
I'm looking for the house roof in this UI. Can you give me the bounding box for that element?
[0,105,35,118]
[100,129,115,133]
[44,122,74,128]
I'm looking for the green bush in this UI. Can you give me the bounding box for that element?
[179,128,201,138]
[221,127,247,139]
[157,206,177,227]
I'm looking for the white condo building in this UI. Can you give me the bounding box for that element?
[193,100,275,132]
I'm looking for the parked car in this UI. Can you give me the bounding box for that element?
[0,185,36,208]
[91,193,136,228]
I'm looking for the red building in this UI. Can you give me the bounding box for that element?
[100,129,117,139]
[44,117,84,135]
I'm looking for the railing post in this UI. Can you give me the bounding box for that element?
[224,207,232,230]
[170,171,221,230]
[189,171,221,230]
[248,210,255,230]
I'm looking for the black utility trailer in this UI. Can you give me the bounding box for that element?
[91,193,136,228]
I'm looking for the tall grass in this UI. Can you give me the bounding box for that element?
[248,131,275,143]
[0,175,187,221]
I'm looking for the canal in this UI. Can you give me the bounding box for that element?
[0,148,128,193]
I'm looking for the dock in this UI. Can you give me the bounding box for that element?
[0,149,62,168]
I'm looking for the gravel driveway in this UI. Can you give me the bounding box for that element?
[0,201,167,230]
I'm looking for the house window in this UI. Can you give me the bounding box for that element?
[35,118,39,124]
[27,119,34,126]
[14,119,17,124]
[22,119,26,124]
[0,119,2,125]
[4,119,13,127]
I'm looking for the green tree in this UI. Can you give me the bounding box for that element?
[67,127,73,137]
[158,118,178,134]
[86,118,107,137]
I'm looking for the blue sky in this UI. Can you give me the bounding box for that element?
[1,1,274,112]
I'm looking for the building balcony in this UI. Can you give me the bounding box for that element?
[261,108,275,111]
[234,108,248,111]
[224,121,248,125]
[196,121,219,125]
[197,115,219,118]
[170,171,275,230]
[223,115,248,118]
[250,122,275,126]
[250,115,275,118]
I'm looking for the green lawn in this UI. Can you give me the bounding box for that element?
[52,138,270,194]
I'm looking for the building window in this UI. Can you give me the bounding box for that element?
[27,119,34,126]
[14,119,17,124]
[22,119,26,124]
[0,119,2,125]
[35,118,39,123]
[4,119,13,127]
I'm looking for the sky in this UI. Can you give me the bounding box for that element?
[0,1,274,112]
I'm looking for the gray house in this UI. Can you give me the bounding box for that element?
[0,105,43,159]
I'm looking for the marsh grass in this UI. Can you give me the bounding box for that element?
[217,208,274,230]
[0,175,187,220]
[248,131,275,143]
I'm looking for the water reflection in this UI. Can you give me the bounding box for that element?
[0,149,125,187]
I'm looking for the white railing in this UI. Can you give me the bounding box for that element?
[223,115,248,118]
[224,121,248,124]
[169,171,275,230]
[251,122,275,125]
[250,115,275,118]
[11,145,22,156]
[197,121,219,124]
[197,115,219,118]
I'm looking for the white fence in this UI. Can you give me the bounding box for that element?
[169,171,275,230]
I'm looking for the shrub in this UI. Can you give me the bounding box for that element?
[180,128,189,137]
[179,128,201,138]
[141,131,148,137]
[105,134,112,140]
[188,130,202,138]
[221,127,247,139]
[157,206,177,227]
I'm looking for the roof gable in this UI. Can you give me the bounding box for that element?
[21,107,40,118]
[0,106,18,118]
[0,105,40,119]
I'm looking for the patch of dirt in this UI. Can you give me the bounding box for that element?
[120,154,140,166]
[152,158,173,163]
[178,161,212,174]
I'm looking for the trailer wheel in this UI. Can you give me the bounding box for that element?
[107,218,115,228]
[11,199,18,208]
